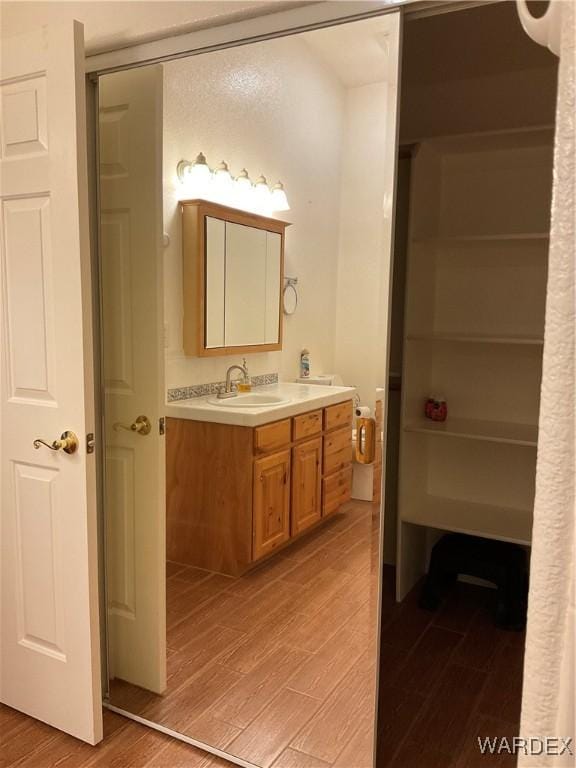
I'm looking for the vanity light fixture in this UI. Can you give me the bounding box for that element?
[177,153,290,214]
[271,181,290,212]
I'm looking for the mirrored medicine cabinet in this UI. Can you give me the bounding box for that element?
[182,200,290,357]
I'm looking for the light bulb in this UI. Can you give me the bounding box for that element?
[213,160,233,201]
[188,152,212,197]
[271,181,290,212]
[234,168,253,209]
[253,175,272,212]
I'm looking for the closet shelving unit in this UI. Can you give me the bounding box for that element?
[396,126,553,601]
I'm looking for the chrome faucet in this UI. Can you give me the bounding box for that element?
[217,361,249,399]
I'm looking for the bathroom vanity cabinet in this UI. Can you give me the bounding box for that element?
[166,400,353,575]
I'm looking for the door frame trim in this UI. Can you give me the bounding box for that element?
[87,0,402,74]
[104,703,261,768]
[85,0,495,75]
[86,73,111,702]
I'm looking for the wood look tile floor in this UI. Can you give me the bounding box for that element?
[1,500,526,768]
[108,501,380,768]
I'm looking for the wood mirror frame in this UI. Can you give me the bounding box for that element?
[181,198,290,357]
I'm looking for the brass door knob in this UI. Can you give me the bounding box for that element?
[34,431,79,455]
[113,415,151,435]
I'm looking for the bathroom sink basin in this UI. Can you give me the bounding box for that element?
[208,393,292,408]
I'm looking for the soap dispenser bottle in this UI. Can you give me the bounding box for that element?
[300,349,311,378]
[237,358,252,392]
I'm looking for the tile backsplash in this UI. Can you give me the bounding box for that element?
[167,372,279,402]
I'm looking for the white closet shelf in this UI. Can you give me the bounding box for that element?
[396,121,550,601]
[406,332,544,346]
[411,233,549,244]
[401,495,533,546]
[404,417,538,447]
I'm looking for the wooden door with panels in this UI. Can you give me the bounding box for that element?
[253,449,291,560]
[0,21,103,744]
[99,66,166,694]
[292,437,322,535]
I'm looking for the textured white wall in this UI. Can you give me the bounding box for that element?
[162,35,346,388]
[333,80,394,402]
[332,15,399,503]
[519,2,575,763]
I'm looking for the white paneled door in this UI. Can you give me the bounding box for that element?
[99,66,166,694]
[0,22,103,744]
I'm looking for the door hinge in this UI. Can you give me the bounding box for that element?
[159,417,165,436]
[86,433,95,454]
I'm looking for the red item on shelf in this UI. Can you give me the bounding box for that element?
[425,397,447,422]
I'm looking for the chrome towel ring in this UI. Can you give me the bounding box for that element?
[283,276,298,315]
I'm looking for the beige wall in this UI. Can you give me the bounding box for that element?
[333,82,391,401]
[162,33,346,388]
[400,1,558,142]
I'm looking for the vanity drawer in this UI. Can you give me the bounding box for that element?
[322,466,352,516]
[254,419,291,454]
[324,400,353,432]
[323,426,353,475]
[293,410,322,441]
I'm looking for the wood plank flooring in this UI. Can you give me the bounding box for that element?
[108,501,380,768]
[376,572,526,767]
[1,498,526,768]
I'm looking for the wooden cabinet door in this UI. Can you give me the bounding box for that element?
[253,449,291,561]
[292,437,322,535]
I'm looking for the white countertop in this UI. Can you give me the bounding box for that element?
[165,382,356,427]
